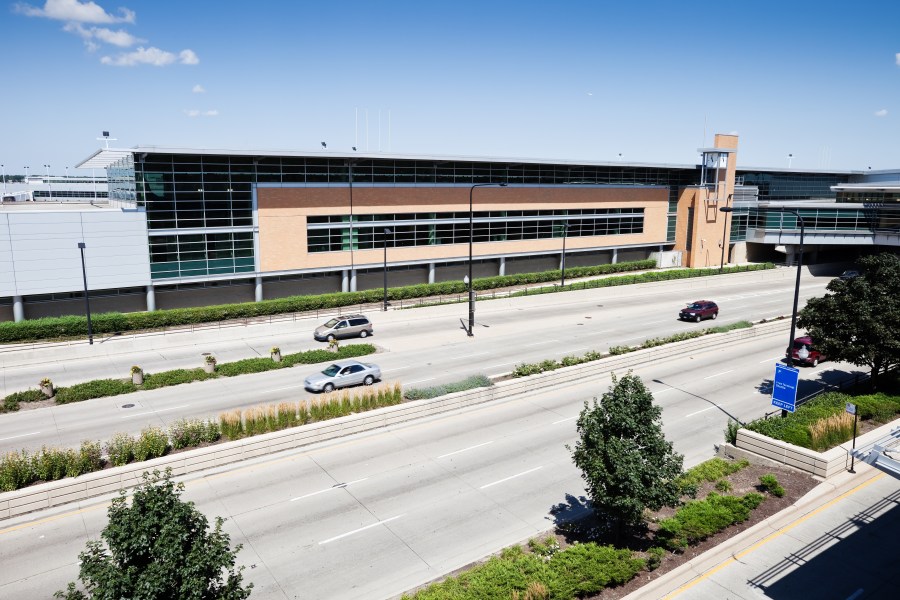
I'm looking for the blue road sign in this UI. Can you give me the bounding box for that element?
[772,363,800,412]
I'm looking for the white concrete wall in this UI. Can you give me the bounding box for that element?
[0,208,150,297]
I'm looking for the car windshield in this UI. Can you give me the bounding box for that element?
[321,364,341,377]
[686,303,703,310]
[323,318,340,327]
[793,341,810,350]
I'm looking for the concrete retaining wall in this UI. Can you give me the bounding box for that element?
[0,318,792,519]
[725,419,900,479]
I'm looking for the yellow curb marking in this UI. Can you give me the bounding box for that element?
[663,471,887,599]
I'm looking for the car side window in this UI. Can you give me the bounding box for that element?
[349,318,367,326]
[336,321,347,329]
[349,365,365,373]
[339,367,351,375]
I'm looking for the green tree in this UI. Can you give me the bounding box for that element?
[797,253,900,389]
[569,372,684,542]
[55,469,252,600]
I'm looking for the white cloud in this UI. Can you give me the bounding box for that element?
[101,46,176,66]
[875,109,888,117]
[184,109,219,117]
[15,0,135,24]
[192,84,205,93]
[63,22,143,47]
[179,49,199,65]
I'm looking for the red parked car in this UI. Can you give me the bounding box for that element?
[790,336,825,367]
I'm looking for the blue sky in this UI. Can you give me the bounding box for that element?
[2,0,899,176]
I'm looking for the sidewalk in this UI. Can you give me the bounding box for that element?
[624,463,900,599]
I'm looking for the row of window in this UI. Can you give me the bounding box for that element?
[149,232,255,265]
[307,215,645,253]
[729,207,900,235]
[307,208,640,225]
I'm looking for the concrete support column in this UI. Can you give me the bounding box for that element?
[612,248,618,264]
[145,286,156,312]
[13,295,24,322]
[350,269,357,292]
[499,257,506,276]
[428,263,435,284]
[341,269,350,293]
[254,276,263,302]
[786,246,796,267]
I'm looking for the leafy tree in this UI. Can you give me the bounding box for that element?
[56,469,252,600]
[797,253,900,388]
[568,372,684,542]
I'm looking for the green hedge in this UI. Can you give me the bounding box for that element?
[0,260,659,344]
[404,375,493,400]
[2,344,377,410]
[402,543,644,600]
[743,391,900,449]
[657,492,765,551]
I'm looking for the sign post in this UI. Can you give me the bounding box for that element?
[772,363,800,413]
[846,403,858,473]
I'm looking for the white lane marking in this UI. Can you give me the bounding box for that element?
[485,362,516,370]
[652,388,676,394]
[318,514,404,545]
[406,377,437,385]
[438,441,493,459]
[0,431,41,442]
[262,384,306,393]
[524,341,556,347]
[380,367,403,373]
[463,352,492,358]
[120,404,189,419]
[686,405,718,417]
[643,320,669,325]
[703,369,735,380]
[290,477,369,502]
[759,356,782,363]
[480,466,543,490]
[552,416,577,425]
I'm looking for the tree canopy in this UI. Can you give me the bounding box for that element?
[56,469,252,600]
[797,253,900,387]
[569,372,684,540]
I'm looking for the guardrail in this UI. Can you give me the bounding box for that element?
[0,318,791,519]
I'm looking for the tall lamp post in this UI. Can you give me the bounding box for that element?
[77,242,94,345]
[44,164,51,201]
[721,206,804,417]
[467,182,507,336]
[1,164,6,194]
[560,222,572,286]
[382,227,392,311]
[719,194,733,272]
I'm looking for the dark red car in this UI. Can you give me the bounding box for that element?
[679,300,719,322]
[790,336,825,367]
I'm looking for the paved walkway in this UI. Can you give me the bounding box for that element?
[624,463,900,600]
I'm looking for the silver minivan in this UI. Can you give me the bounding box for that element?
[314,314,373,342]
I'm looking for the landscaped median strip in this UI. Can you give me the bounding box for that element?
[0,316,792,517]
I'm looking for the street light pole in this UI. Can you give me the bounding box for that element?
[719,194,733,272]
[382,227,392,311]
[467,182,507,336]
[561,222,571,286]
[721,205,804,417]
[1,164,6,194]
[44,164,51,201]
[77,242,94,345]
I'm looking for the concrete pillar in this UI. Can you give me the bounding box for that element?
[350,269,357,292]
[428,263,435,284]
[499,257,506,276]
[254,276,263,302]
[145,286,156,312]
[13,295,24,322]
[612,248,618,264]
[341,269,350,293]
[786,246,796,267]
[559,253,564,270]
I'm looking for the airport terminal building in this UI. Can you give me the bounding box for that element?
[1,134,898,322]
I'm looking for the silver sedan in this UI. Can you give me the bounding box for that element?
[304,359,382,393]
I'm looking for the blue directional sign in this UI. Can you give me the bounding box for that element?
[772,363,800,412]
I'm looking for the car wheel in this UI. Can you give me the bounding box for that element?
[323,383,335,393]
[712,312,717,320]
[695,315,701,323]
[327,334,336,342]
[363,375,375,386]
[359,330,368,338]
[811,358,818,367]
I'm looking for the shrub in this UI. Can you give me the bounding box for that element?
[215,357,283,377]
[133,427,169,461]
[31,446,70,481]
[105,432,135,466]
[220,410,243,440]
[142,368,213,389]
[677,458,749,492]
[657,492,759,551]
[759,474,785,497]
[607,345,632,355]
[169,419,215,450]
[404,375,492,400]
[808,412,854,451]
[715,479,732,493]
[527,535,561,558]
[72,440,103,477]
[2,389,45,412]
[724,419,741,445]
[646,546,666,571]
[55,379,135,404]
[0,450,34,491]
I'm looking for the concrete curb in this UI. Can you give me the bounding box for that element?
[621,463,885,600]
[0,318,791,520]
